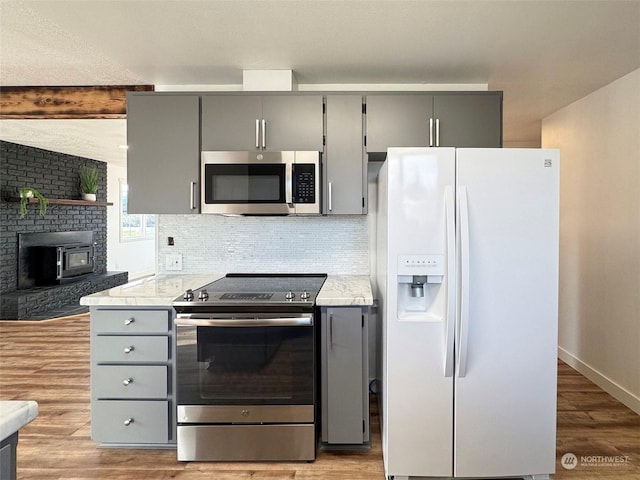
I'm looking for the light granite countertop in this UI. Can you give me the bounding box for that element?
[316,275,373,306]
[79,274,223,306]
[80,274,373,307]
[0,400,38,441]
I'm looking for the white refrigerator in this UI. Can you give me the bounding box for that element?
[376,148,559,480]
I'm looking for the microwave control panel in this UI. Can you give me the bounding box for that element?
[292,164,316,203]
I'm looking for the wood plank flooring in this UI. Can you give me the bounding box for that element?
[1,315,638,480]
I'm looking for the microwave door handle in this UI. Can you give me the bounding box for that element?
[285,162,294,207]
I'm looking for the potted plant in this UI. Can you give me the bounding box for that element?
[19,187,48,218]
[79,166,99,201]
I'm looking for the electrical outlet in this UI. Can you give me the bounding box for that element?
[165,254,183,271]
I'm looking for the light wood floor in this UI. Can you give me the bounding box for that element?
[1,315,638,480]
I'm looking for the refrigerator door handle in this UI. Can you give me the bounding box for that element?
[457,186,471,377]
[444,186,455,377]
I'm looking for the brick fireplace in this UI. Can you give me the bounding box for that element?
[0,141,127,320]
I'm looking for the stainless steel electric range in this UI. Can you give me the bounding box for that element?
[172,273,327,462]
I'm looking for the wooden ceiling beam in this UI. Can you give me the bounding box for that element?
[0,85,154,119]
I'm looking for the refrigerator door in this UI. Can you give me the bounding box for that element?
[454,148,559,478]
[382,148,456,477]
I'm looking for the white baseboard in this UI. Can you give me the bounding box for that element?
[558,347,640,415]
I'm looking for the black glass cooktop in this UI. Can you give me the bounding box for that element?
[173,273,327,307]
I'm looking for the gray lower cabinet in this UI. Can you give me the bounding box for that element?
[365,92,502,152]
[201,94,324,151]
[92,401,169,444]
[126,93,200,214]
[324,95,367,214]
[0,433,17,480]
[90,307,175,446]
[321,307,369,446]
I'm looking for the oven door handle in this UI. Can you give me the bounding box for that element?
[175,315,313,327]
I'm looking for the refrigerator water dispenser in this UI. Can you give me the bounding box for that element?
[397,254,445,320]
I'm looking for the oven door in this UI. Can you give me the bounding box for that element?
[176,313,315,421]
[201,151,295,215]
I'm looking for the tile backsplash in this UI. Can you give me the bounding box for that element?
[157,214,369,275]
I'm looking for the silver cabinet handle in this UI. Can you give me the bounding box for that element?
[255,119,260,148]
[328,182,333,212]
[124,317,135,326]
[435,118,440,147]
[261,119,266,149]
[329,314,334,349]
[123,346,134,354]
[123,418,134,426]
[123,378,133,386]
[429,117,434,147]
[190,181,197,210]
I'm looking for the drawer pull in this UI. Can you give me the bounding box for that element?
[123,418,134,426]
[123,378,134,386]
[124,317,135,326]
[123,345,135,354]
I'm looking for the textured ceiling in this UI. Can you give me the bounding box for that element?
[1,0,639,165]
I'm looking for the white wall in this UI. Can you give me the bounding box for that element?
[106,163,155,280]
[542,69,640,413]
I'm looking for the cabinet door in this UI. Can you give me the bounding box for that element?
[433,93,502,147]
[325,95,365,215]
[127,94,200,213]
[365,94,432,152]
[322,307,367,444]
[261,95,324,151]
[201,95,262,151]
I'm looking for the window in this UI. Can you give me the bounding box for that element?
[120,180,155,241]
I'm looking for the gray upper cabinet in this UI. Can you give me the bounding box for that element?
[126,94,200,214]
[365,92,502,152]
[324,95,366,215]
[433,94,502,147]
[365,94,433,152]
[201,95,261,151]
[201,94,324,152]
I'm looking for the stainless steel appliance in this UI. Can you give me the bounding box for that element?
[200,151,321,215]
[173,273,327,461]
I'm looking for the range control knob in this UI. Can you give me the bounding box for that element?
[183,289,194,301]
[198,289,209,301]
[285,290,295,300]
[300,290,310,301]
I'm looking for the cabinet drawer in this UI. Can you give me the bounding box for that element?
[92,309,170,334]
[92,400,169,444]
[93,365,167,399]
[93,336,169,363]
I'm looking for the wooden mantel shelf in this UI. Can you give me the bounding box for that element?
[5,197,113,207]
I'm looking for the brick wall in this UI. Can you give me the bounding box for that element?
[0,140,109,293]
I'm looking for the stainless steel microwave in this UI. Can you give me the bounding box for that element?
[201,151,321,215]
